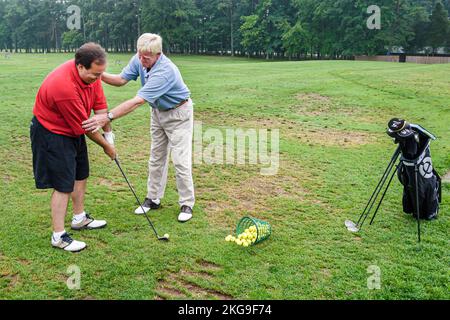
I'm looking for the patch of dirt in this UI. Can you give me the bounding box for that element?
[155,284,186,300]
[154,261,233,300]
[289,128,371,147]
[442,171,450,184]
[96,178,126,190]
[320,269,332,278]
[196,159,312,229]
[3,175,14,183]
[180,269,214,281]
[296,93,332,103]
[196,260,222,272]
[292,93,357,117]
[204,175,305,226]
[195,111,371,147]
[178,278,233,300]
[1,273,20,289]
[17,258,31,266]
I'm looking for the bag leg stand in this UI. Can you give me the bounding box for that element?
[414,164,421,243]
[368,164,399,225]
[345,146,401,232]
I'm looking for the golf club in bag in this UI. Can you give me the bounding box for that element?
[114,157,169,241]
[345,118,441,242]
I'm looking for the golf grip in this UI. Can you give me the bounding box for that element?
[114,157,160,238]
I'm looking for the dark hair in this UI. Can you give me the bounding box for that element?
[75,42,107,69]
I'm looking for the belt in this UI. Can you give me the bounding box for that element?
[157,98,190,112]
[173,98,189,109]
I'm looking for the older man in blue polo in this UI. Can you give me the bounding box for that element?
[82,33,195,222]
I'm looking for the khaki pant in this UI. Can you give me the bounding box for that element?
[147,99,195,208]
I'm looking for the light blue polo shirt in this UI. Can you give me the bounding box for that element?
[120,53,190,110]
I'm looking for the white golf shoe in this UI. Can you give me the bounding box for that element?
[51,233,86,252]
[71,213,107,230]
[178,205,193,222]
[134,198,161,214]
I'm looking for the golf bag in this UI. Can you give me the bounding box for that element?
[388,119,441,220]
[397,143,441,220]
[345,118,441,242]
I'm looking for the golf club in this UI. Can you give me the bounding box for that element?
[114,157,169,241]
[368,164,399,225]
[345,146,401,232]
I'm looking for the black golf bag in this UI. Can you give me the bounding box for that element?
[387,119,441,220]
[345,118,441,241]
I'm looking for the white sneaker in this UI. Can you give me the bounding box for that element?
[52,233,87,252]
[134,198,160,214]
[178,205,193,222]
[71,213,107,230]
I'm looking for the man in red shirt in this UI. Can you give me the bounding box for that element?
[31,42,116,252]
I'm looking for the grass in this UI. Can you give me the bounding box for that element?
[0,53,448,299]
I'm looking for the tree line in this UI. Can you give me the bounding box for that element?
[0,0,449,58]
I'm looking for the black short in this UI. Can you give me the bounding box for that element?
[30,117,89,193]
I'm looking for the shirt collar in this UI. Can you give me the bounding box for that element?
[71,59,93,89]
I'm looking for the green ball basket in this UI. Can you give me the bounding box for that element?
[236,216,271,245]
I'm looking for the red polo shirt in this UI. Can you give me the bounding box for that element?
[33,59,107,137]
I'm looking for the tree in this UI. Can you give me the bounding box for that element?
[240,0,295,59]
[141,0,199,54]
[428,1,449,53]
[281,20,308,59]
[0,0,446,56]
[240,14,262,56]
[62,30,84,51]
[404,3,430,53]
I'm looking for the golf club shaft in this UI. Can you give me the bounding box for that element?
[356,147,401,226]
[114,158,161,238]
[357,149,401,229]
[359,158,399,229]
[369,164,398,225]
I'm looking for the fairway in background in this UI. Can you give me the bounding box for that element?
[0,53,448,299]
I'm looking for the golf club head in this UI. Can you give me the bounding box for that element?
[344,219,356,228]
[346,224,360,233]
[114,157,170,243]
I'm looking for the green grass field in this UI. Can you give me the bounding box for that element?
[0,53,448,299]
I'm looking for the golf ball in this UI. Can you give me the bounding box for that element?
[164,233,170,239]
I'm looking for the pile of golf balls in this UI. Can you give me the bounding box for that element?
[225,225,258,247]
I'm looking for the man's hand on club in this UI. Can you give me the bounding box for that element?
[82,113,109,133]
[103,131,115,145]
[103,143,117,160]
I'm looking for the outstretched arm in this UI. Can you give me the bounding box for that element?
[82,96,146,132]
[102,72,129,87]
[93,108,112,132]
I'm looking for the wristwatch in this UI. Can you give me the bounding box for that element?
[107,112,114,122]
